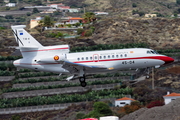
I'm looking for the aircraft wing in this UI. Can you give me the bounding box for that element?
[61,61,107,73]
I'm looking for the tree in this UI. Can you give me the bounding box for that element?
[83,12,96,23]
[32,8,39,14]
[84,102,113,118]
[26,12,31,16]
[132,3,137,7]
[177,0,180,5]
[5,15,13,19]
[9,0,16,2]
[93,102,113,116]
[43,16,54,28]
[38,16,54,29]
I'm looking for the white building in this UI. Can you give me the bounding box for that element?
[68,8,79,13]
[48,3,64,9]
[100,116,119,120]
[4,0,9,3]
[163,92,180,104]
[115,97,135,107]
[5,3,16,7]
[94,12,109,15]
[30,16,43,29]
[145,14,157,18]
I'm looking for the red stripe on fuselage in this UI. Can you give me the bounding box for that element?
[22,47,69,52]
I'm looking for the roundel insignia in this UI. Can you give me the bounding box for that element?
[54,55,59,60]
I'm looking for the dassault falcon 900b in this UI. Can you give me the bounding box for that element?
[11,25,174,87]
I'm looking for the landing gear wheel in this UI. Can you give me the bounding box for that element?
[81,82,87,87]
[79,77,85,82]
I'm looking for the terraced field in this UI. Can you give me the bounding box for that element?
[0,48,178,115]
[0,61,135,114]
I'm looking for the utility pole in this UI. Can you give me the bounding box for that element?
[152,67,154,89]
[84,7,86,14]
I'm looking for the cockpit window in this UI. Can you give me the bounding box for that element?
[147,51,151,54]
[154,51,159,54]
[151,51,155,54]
[147,50,159,54]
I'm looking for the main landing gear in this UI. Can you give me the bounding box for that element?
[79,76,87,87]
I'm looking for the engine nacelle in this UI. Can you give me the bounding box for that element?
[35,54,66,63]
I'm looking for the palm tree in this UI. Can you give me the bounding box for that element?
[83,12,96,23]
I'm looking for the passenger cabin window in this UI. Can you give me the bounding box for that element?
[108,55,110,58]
[121,55,123,57]
[104,56,106,59]
[95,56,97,59]
[77,58,80,61]
[90,57,92,60]
[82,57,84,60]
[112,55,114,58]
[116,55,119,58]
[86,57,88,60]
[125,54,127,57]
[100,56,102,59]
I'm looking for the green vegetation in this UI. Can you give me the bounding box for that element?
[83,102,113,118]
[38,16,54,28]
[83,12,96,23]
[132,10,145,16]
[0,62,15,71]
[77,28,84,35]
[177,0,180,5]
[3,79,122,93]
[0,56,21,61]
[12,72,130,84]
[16,72,58,78]
[132,3,137,7]
[0,70,14,76]
[0,87,132,108]
[45,32,64,38]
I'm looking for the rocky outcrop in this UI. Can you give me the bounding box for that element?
[121,98,180,120]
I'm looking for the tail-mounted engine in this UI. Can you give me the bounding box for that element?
[35,53,66,63]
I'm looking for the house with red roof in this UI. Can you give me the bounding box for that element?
[163,92,180,104]
[68,17,83,24]
[115,97,135,107]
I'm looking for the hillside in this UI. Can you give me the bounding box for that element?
[57,0,178,16]
[120,98,180,120]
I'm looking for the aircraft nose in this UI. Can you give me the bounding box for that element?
[163,56,174,64]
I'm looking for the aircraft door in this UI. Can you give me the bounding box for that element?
[93,54,99,62]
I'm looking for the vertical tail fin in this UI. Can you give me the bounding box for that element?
[11,25,44,58]
[11,25,43,48]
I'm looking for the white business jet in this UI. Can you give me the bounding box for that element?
[11,25,174,87]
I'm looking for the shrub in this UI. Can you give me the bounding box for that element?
[147,100,164,108]
[132,3,137,7]
[77,28,84,35]
[76,112,86,119]
[84,29,92,37]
